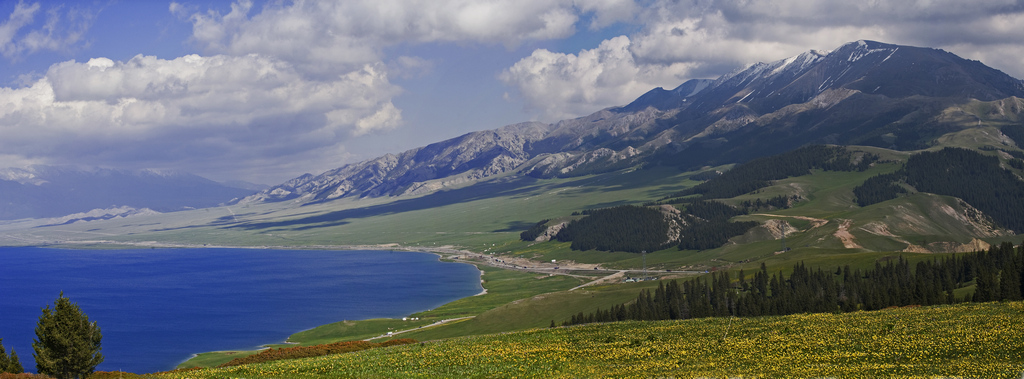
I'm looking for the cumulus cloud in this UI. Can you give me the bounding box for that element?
[629,0,1024,70]
[501,35,696,121]
[0,54,401,183]
[150,0,642,179]
[0,1,95,59]
[7,0,1021,184]
[501,0,1024,121]
[3,0,645,182]
[175,0,595,77]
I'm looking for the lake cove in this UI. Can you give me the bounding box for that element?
[0,247,482,374]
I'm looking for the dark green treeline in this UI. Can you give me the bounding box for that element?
[669,145,876,200]
[554,206,672,253]
[853,147,1024,231]
[563,242,1023,326]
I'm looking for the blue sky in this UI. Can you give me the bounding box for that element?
[1,0,1023,184]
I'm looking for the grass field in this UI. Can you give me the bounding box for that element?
[1,165,698,251]
[178,265,589,368]
[155,301,1024,379]
[380,278,674,342]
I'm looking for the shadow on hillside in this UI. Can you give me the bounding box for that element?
[145,167,688,233]
[223,176,547,231]
[224,167,696,231]
[491,221,537,233]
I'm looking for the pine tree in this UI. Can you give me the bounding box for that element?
[7,350,22,374]
[975,268,995,302]
[33,292,104,379]
[1,338,25,374]
[0,341,8,374]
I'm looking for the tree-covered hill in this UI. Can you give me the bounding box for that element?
[854,147,1024,232]
[552,206,672,253]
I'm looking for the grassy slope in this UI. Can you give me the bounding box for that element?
[383,279,672,342]
[507,156,1018,273]
[178,265,589,368]
[2,166,697,250]
[155,301,1024,379]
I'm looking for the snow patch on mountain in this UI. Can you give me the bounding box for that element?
[673,79,713,97]
[770,50,828,76]
[840,40,899,64]
[0,167,46,185]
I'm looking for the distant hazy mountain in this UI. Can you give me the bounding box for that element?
[0,165,255,220]
[219,180,271,192]
[246,40,1024,204]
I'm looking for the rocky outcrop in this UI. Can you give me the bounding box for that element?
[533,222,567,242]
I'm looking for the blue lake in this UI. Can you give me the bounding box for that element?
[0,247,482,374]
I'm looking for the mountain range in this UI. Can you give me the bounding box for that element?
[3,39,1022,234]
[246,40,1024,204]
[0,165,256,220]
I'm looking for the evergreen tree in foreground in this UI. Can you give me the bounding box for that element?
[33,292,103,379]
[0,338,24,374]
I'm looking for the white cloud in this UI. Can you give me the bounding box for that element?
[629,0,1024,74]
[176,0,596,77]
[152,0,644,179]
[3,0,645,182]
[0,54,401,183]
[574,0,638,29]
[0,2,39,57]
[0,1,95,59]
[501,0,1024,121]
[7,0,1020,184]
[500,35,696,121]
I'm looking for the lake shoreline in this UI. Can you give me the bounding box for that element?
[26,239,475,257]
[164,243,488,370]
[15,240,594,372]
[2,245,487,374]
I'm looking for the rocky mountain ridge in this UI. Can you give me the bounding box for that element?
[246,40,1024,204]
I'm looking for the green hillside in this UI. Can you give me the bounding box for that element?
[6,140,1024,374]
[0,165,698,251]
[155,301,1024,379]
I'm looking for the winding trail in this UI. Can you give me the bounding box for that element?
[364,316,476,341]
[752,213,828,229]
[570,271,625,291]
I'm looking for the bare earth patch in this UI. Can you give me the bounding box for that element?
[833,219,862,249]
